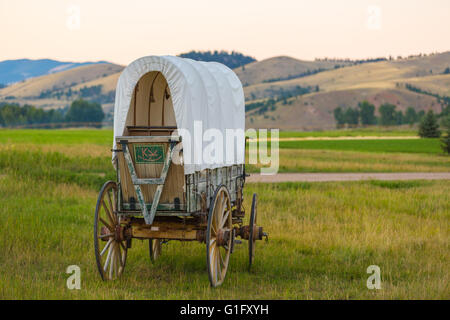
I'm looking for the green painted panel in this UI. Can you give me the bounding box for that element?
[134,144,165,164]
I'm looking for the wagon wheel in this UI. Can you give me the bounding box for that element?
[248,193,257,270]
[149,239,162,262]
[206,185,233,287]
[94,181,127,281]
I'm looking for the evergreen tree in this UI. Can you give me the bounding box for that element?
[440,115,450,154]
[418,110,441,138]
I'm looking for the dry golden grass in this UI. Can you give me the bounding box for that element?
[0,143,110,158]
[234,56,353,86]
[247,148,450,173]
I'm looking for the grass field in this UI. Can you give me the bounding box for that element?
[0,173,448,299]
[247,149,450,173]
[1,129,448,174]
[0,128,449,299]
[278,128,419,138]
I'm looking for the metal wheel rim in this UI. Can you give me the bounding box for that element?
[206,185,232,287]
[249,193,257,270]
[149,239,162,262]
[94,181,127,281]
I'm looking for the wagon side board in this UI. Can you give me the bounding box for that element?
[116,135,245,222]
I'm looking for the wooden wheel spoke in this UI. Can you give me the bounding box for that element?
[115,244,121,274]
[99,233,113,239]
[221,210,230,229]
[99,217,113,231]
[218,249,224,273]
[214,248,219,283]
[104,243,113,272]
[211,222,217,236]
[100,239,113,256]
[102,200,115,225]
[109,244,116,279]
[106,191,116,223]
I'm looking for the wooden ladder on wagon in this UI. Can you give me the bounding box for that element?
[119,136,180,225]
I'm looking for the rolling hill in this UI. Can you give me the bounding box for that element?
[0,59,110,85]
[1,52,449,130]
[234,56,354,87]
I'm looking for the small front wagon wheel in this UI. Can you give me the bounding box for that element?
[149,239,162,262]
[94,181,128,281]
[248,193,258,270]
[206,186,233,287]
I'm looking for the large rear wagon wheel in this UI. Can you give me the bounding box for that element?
[94,181,127,281]
[206,186,233,287]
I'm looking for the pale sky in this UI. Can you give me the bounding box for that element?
[1,0,449,65]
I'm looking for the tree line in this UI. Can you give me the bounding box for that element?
[0,99,104,128]
[246,85,315,114]
[38,84,115,104]
[333,101,429,127]
[178,50,256,69]
[332,100,450,153]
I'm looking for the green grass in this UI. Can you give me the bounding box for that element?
[1,129,448,175]
[0,128,448,299]
[277,139,442,154]
[246,149,450,173]
[0,128,418,145]
[0,172,448,299]
[0,149,115,190]
[278,128,418,138]
[0,129,112,145]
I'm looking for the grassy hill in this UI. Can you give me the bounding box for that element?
[244,52,450,129]
[234,56,354,87]
[0,59,110,85]
[0,63,123,110]
[1,52,449,130]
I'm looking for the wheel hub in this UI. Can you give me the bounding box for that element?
[216,229,231,247]
[114,225,125,242]
[100,226,111,241]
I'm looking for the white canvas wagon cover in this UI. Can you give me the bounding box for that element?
[112,55,245,175]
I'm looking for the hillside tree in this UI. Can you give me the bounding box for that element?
[358,101,376,125]
[344,107,359,127]
[404,107,418,125]
[333,107,346,128]
[65,99,104,125]
[378,103,397,126]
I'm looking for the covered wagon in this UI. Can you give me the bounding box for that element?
[93,56,267,287]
